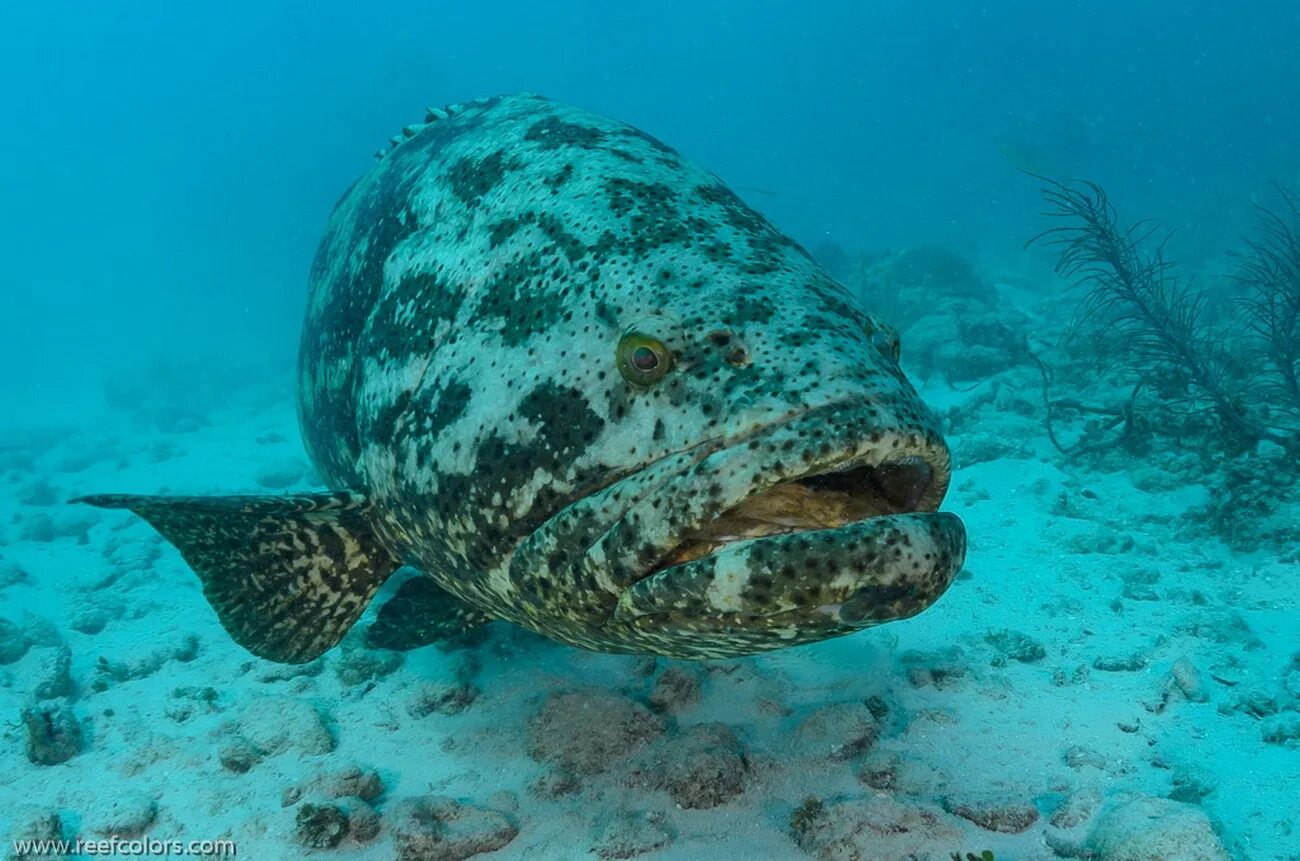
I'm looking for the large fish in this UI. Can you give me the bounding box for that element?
[78,94,966,662]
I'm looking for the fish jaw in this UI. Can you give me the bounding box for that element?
[497,396,966,657]
[589,398,966,654]
[613,511,965,639]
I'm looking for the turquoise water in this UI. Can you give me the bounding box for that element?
[2,2,1297,859]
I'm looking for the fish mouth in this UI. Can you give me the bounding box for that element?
[649,454,943,574]
[604,399,966,639]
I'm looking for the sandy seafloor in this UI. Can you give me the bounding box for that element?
[2,282,1297,861]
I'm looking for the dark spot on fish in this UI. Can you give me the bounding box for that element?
[735,295,777,325]
[474,252,566,345]
[447,148,518,205]
[544,163,574,192]
[425,380,472,437]
[525,116,607,150]
[614,126,681,162]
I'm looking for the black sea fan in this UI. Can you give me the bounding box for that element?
[1028,177,1265,446]
[1235,189,1300,429]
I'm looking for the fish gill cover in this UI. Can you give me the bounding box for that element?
[0,2,1297,860]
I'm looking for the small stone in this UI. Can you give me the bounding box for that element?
[255,457,310,490]
[104,535,161,570]
[20,508,99,543]
[486,790,518,814]
[24,617,60,649]
[407,680,478,717]
[0,618,30,664]
[1261,713,1300,747]
[943,797,1039,833]
[790,794,962,857]
[22,704,83,765]
[794,702,879,760]
[18,514,54,543]
[789,796,826,848]
[592,810,673,859]
[985,628,1046,663]
[347,799,382,842]
[856,753,942,797]
[33,647,74,700]
[1175,610,1259,649]
[529,770,581,799]
[1283,653,1300,699]
[632,657,658,676]
[237,696,334,756]
[392,796,518,861]
[1120,567,1162,601]
[84,792,157,837]
[648,665,700,713]
[20,479,59,506]
[70,607,111,635]
[1083,797,1229,860]
[858,754,900,791]
[0,560,29,590]
[1217,689,1277,719]
[636,723,749,809]
[255,659,324,683]
[1168,767,1214,803]
[327,765,384,801]
[900,647,968,688]
[1093,653,1148,672]
[1063,745,1133,776]
[1053,664,1090,687]
[528,691,664,774]
[1169,658,1208,703]
[333,641,403,685]
[218,739,261,773]
[295,803,348,849]
[1050,787,1102,828]
[172,633,200,662]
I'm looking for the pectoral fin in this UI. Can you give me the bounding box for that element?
[367,575,492,651]
[74,491,398,663]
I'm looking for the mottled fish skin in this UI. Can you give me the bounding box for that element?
[298,93,965,658]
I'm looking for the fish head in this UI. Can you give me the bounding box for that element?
[502,186,965,657]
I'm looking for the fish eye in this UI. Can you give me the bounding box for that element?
[616,332,674,385]
[864,319,901,362]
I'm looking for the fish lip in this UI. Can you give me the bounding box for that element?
[652,408,952,572]
[614,509,967,629]
[592,397,956,593]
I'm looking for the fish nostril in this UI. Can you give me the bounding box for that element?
[708,329,751,366]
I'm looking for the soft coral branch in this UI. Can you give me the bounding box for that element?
[1026,177,1272,442]
[1235,189,1300,428]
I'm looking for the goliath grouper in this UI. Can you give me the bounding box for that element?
[77,94,966,662]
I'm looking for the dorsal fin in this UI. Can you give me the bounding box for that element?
[373,94,548,161]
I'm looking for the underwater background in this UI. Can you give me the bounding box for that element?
[2,1,1298,859]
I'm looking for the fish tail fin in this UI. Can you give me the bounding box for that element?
[73,490,399,663]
